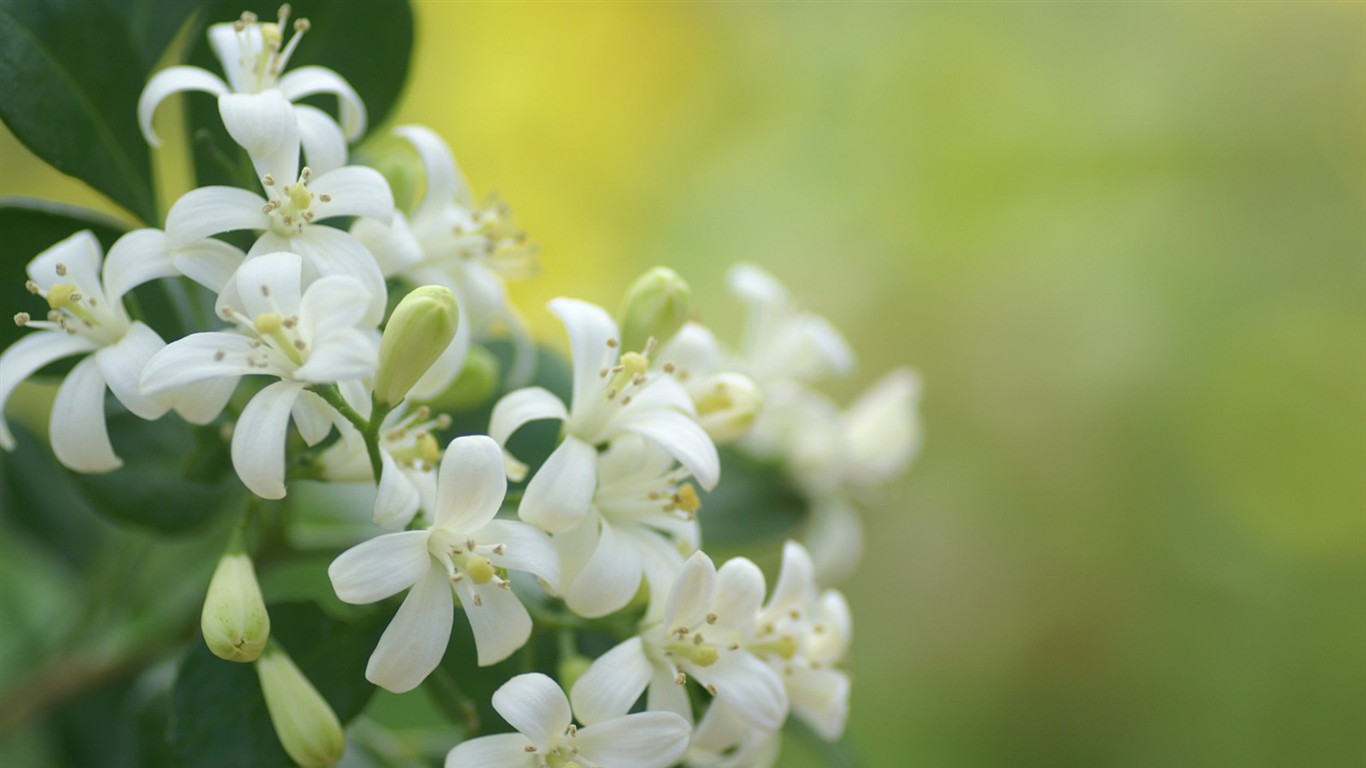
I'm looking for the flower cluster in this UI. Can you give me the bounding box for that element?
[0,6,919,767]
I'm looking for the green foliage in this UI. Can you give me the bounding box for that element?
[168,602,387,768]
[0,0,197,223]
[698,447,808,550]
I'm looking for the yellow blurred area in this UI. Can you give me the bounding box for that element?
[3,2,1363,765]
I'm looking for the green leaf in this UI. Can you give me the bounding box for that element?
[72,410,244,536]
[698,447,809,549]
[0,197,129,353]
[183,0,415,188]
[167,601,387,768]
[0,1,196,223]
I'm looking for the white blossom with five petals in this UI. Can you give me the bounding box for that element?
[328,435,559,693]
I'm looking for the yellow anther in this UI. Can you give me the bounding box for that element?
[254,312,283,334]
[674,484,701,513]
[417,432,440,464]
[260,22,282,47]
[287,184,313,210]
[46,283,79,309]
[466,557,495,585]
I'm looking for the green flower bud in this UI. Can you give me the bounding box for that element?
[201,540,270,662]
[375,286,460,407]
[353,134,421,213]
[557,654,593,694]
[619,267,691,353]
[414,344,500,411]
[256,644,346,768]
[695,372,763,444]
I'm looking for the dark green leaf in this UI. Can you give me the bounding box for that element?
[698,447,809,549]
[0,423,107,569]
[184,0,414,188]
[167,601,387,768]
[0,1,178,223]
[73,409,244,535]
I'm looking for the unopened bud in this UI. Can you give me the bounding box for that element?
[256,643,346,768]
[375,286,460,407]
[201,545,270,662]
[619,267,691,353]
[695,372,763,444]
[415,344,500,411]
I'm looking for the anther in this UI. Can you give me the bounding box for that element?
[606,338,618,348]
[13,312,29,326]
[262,174,276,186]
[663,362,676,373]
[705,612,718,624]
[25,280,40,294]
[214,350,226,362]
[318,194,331,203]
[706,684,718,696]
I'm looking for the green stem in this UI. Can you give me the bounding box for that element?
[310,385,385,482]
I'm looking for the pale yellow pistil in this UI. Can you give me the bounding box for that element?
[261,168,329,234]
[253,312,303,366]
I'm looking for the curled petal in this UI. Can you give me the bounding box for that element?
[172,237,246,294]
[374,451,422,530]
[277,66,367,140]
[166,187,268,250]
[564,520,642,619]
[396,124,473,213]
[94,322,170,420]
[138,66,229,146]
[139,332,262,395]
[294,104,348,176]
[710,557,766,634]
[489,386,567,446]
[518,436,596,534]
[308,166,394,224]
[689,652,788,732]
[618,408,719,491]
[0,331,99,450]
[662,550,716,632]
[102,229,177,306]
[50,356,119,473]
[547,298,619,422]
[219,91,300,186]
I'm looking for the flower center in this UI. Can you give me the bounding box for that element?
[260,168,330,235]
[14,265,126,346]
[382,407,450,472]
[232,5,310,92]
[427,530,509,595]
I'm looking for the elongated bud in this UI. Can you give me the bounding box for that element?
[256,643,346,768]
[619,267,691,353]
[695,372,763,444]
[201,531,270,662]
[375,286,460,407]
[418,344,500,411]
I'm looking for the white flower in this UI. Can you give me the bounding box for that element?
[164,91,393,326]
[726,263,854,388]
[569,551,788,733]
[139,252,377,499]
[445,673,690,768]
[555,434,702,618]
[0,230,235,472]
[490,298,719,536]
[352,125,538,389]
[317,381,448,530]
[328,435,559,693]
[686,699,781,768]
[750,541,852,741]
[139,6,364,177]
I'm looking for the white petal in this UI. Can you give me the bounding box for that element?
[805,499,864,586]
[219,91,300,184]
[277,66,367,140]
[662,551,716,632]
[137,66,230,145]
[575,711,691,768]
[491,673,571,751]
[308,166,394,224]
[843,366,923,486]
[206,22,255,92]
[764,541,816,619]
[286,226,387,326]
[27,231,103,293]
[547,298,619,422]
[618,409,719,490]
[230,380,304,499]
[234,251,303,318]
[366,564,453,693]
[479,519,560,591]
[690,653,788,732]
[291,389,334,445]
[453,578,531,667]
[139,332,261,395]
[434,435,507,532]
[787,666,849,741]
[631,530,690,626]
[102,229,177,305]
[710,558,765,634]
[564,519,642,619]
[171,377,239,424]
[488,387,568,478]
[568,636,652,725]
[395,124,473,214]
[94,322,170,420]
[293,328,378,384]
[0,331,98,450]
[328,529,430,604]
[646,662,692,722]
[172,237,246,294]
[166,187,269,250]
[297,274,371,337]
[616,371,697,417]
[374,451,421,530]
[443,733,535,768]
[49,356,118,473]
[294,104,347,176]
[518,436,596,535]
[658,321,721,379]
[351,212,423,278]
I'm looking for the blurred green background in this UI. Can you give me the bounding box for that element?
[3,2,1363,765]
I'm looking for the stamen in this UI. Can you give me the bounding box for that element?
[13,312,29,326]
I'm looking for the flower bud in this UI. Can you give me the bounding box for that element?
[256,644,346,768]
[201,545,270,663]
[416,344,500,411]
[694,372,763,444]
[375,286,460,407]
[619,267,691,353]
